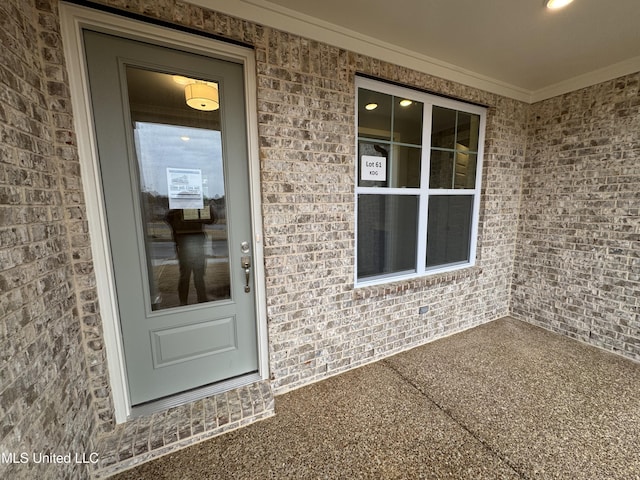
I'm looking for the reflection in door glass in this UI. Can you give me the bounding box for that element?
[127,67,231,311]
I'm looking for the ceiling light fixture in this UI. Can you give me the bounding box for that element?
[365,103,378,111]
[185,82,219,111]
[545,0,574,9]
[399,99,413,107]
[174,75,220,111]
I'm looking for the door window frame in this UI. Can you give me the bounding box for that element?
[60,3,269,423]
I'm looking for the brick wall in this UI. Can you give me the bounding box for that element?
[512,74,640,361]
[0,1,95,479]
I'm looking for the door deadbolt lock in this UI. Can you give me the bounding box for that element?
[241,255,251,293]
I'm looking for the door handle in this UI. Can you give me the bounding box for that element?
[241,255,251,293]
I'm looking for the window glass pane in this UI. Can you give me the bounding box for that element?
[426,195,473,268]
[456,112,480,152]
[429,150,454,188]
[454,152,477,189]
[390,145,421,188]
[431,106,456,149]
[358,194,418,279]
[358,140,389,187]
[359,143,422,188]
[393,98,423,144]
[358,89,392,140]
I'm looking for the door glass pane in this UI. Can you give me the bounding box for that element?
[357,194,418,279]
[126,67,231,311]
[426,195,473,268]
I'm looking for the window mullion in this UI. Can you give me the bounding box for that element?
[355,186,421,195]
[426,188,477,195]
[416,193,429,274]
[416,103,432,274]
[388,97,395,188]
[452,111,458,189]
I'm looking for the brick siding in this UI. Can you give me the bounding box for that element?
[512,74,640,360]
[0,1,95,479]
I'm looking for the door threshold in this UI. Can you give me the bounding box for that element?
[129,372,262,419]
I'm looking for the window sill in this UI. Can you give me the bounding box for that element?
[353,265,482,300]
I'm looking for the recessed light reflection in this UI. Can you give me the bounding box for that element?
[546,0,574,9]
[365,103,378,111]
[173,75,192,85]
[180,136,190,141]
[399,99,412,107]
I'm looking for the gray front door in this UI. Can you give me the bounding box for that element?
[83,30,258,406]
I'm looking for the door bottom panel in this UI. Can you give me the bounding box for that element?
[151,316,237,368]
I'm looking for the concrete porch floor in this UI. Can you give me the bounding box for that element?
[109,317,640,479]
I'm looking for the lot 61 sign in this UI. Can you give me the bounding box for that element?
[361,155,387,181]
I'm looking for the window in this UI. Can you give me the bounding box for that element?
[355,77,486,285]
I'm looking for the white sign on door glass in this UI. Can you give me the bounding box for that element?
[361,155,387,181]
[167,167,204,209]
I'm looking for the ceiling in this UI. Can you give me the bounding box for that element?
[190,0,640,102]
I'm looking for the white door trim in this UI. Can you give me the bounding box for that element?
[59,2,269,423]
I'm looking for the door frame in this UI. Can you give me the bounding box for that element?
[60,2,269,423]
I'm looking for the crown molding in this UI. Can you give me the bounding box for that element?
[188,0,640,104]
[188,0,532,102]
[530,54,640,103]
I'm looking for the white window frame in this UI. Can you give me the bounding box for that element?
[355,77,487,287]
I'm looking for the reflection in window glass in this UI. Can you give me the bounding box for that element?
[456,112,480,151]
[127,66,234,311]
[429,150,478,189]
[358,143,422,189]
[357,195,418,279]
[358,141,389,188]
[430,106,479,189]
[358,89,392,140]
[431,106,457,149]
[358,91,424,190]
[429,150,454,189]
[426,195,473,268]
[390,145,421,188]
[393,98,423,144]
[134,123,231,310]
[454,152,477,189]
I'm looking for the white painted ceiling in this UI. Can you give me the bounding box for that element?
[191,0,640,101]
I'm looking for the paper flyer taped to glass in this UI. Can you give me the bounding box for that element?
[167,167,204,209]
